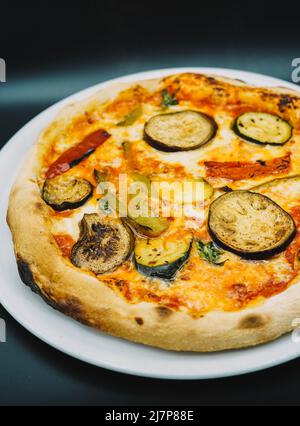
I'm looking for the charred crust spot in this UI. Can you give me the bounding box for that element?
[135,317,144,326]
[51,297,90,326]
[55,297,82,318]
[34,202,44,211]
[156,306,173,318]
[214,87,226,94]
[206,76,218,85]
[234,78,247,84]
[114,279,127,288]
[239,315,267,329]
[39,290,91,328]
[17,257,40,294]
[278,95,295,112]
[16,257,90,327]
[220,186,233,193]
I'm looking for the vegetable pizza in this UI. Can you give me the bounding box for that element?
[7,73,300,352]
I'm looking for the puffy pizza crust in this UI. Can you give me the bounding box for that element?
[7,74,300,352]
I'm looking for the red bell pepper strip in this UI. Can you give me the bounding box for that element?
[205,154,290,181]
[46,129,111,179]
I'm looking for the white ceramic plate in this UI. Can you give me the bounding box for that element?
[1,67,300,380]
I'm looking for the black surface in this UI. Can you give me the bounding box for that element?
[1,0,300,406]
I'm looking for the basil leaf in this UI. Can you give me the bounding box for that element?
[161,89,178,109]
[99,199,112,215]
[196,239,226,265]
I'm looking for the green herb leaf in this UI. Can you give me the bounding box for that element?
[99,199,111,214]
[122,141,132,159]
[94,169,107,184]
[161,89,178,109]
[196,239,226,265]
[117,105,143,126]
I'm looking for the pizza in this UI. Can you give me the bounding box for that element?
[7,72,300,352]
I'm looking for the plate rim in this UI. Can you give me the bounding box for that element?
[1,67,300,380]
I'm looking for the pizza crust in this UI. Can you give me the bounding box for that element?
[7,74,300,352]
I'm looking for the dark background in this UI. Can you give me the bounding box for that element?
[1,0,300,406]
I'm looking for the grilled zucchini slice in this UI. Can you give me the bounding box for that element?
[134,233,193,280]
[124,216,170,238]
[117,105,143,126]
[42,175,93,211]
[144,110,217,152]
[252,175,300,196]
[72,214,134,274]
[234,112,292,145]
[181,178,213,203]
[208,191,295,259]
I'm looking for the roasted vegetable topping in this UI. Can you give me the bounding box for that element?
[117,105,143,126]
[134,233,193,280]
[196,240,226,265]
[209,191,296,259]
[187,178,214,203]
[122,141,132,158]
[161,89,178,109]
[202,179,214,200]
[71,214,134,274]
[251,175,300,213]
[233,112,293,145]
[144,110,217,152]
[124,173,170,237]
[46,129,110,179]
[124,216,170,238]
[205,154,291,181]
[251,175,300,196]
[53,234,75,258]
[42,175,93,211]
[93,169,107,184]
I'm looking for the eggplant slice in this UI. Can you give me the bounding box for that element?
[144,110,217,152]
[234,112,293,145]
[134,234,193,280]
[208,191,296,259]
[42,175,93,211]
[72,214,134,274]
